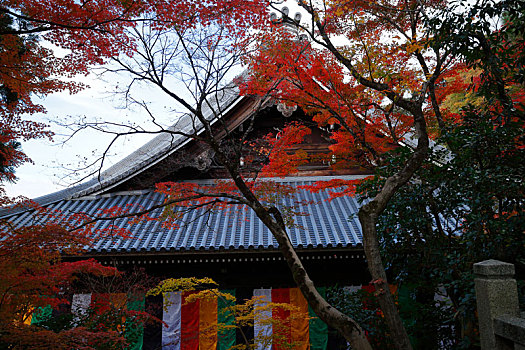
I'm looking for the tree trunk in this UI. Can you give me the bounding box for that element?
[207,104,428,349]
[211,149,374,349]
[358,107,430,350]
[255,205,374,350]
[359,207,413,350]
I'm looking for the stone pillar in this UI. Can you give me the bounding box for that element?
[474,259,520,350]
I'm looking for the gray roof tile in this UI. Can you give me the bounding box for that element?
[5,177,366,253]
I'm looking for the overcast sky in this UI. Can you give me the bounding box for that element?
[5,76,159,199]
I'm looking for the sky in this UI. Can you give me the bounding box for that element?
[4,0,306,200]
[4,76,160,199]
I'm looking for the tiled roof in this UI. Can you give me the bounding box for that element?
[5,177,365,253]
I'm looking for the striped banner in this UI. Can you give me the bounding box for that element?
[161,290,236,350]
[158,288,327,349]
[71,288,332,349]
[253,288,327,350]
[71,293,145,350]
[148,288,329,349]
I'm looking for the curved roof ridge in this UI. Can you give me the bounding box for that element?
[0,84,243,218]
[73,83,242,198]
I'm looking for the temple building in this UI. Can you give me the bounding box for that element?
[2,82,373,349]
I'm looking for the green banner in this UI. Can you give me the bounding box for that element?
[126,294,145,350]
[31,305,52,325]
[308,287,328,350]
[218,289,236,350]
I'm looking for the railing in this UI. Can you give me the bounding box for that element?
[474,259,525,350]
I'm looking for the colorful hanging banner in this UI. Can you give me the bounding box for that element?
[308,287,328,350]
[72,293,145,350]
[22,306,33,325]
[71,288,331,349]
[30,305,53,326]
[71,293,92,325]
[253,287,328,350]
[217,289,236,350]
[272,288,291,350]
[127,294,145,350]
[253,289,272,350]
[181,291,200,349]
[162,292,182,350]
[199,294,217,349]
[290,288,309,350]
[162,290,230,350]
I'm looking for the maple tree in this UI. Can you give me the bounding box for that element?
[37,0,451,348]
[0,218,111,347]
[0,198,161,348]
[0,2,166,346]
[1,0,265,182]
[48,2,384,347]
[240,0,462,348]
[60,6,389,348]
[234,0,520,348]
[3,0,522,349]
[354,0,525,347]
[0,0,147,115]
[245,0,523,348]
[0,0,146,185]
